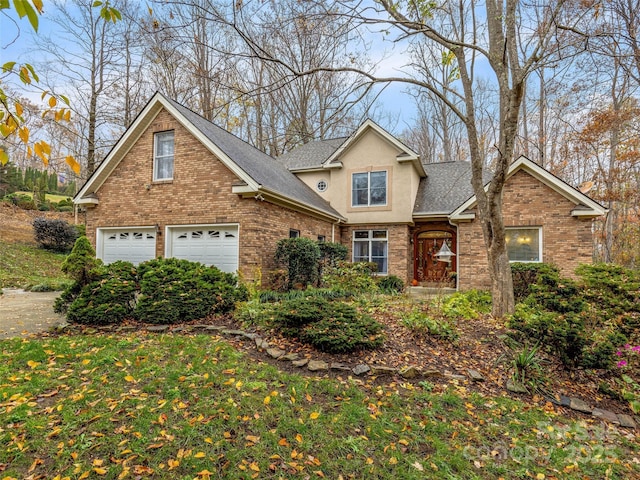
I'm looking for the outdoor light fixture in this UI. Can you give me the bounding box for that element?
[155,223,161,235]
[435,241,455,263]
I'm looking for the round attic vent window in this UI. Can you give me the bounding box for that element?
[316,180,328,192]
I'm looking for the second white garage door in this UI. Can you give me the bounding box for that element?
[168,225,239,273]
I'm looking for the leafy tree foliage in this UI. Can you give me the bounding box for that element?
[274,237,321,290]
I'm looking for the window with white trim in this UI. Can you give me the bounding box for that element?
[153,131,174,181]
[353,230,388,274]
[506,227,542,262]
[352,171,387,207]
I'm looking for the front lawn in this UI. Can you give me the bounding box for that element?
[1,333,637,479]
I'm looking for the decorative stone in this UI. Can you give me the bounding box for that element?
[445,374,467,380]
[617,414,637,429]
[282,353,300,361]
[242,332,258,340]
[191,324,209,330]
[559,395,572,408]
[399,366,420,379]
[205,325,225,332]
[255,337,269,349]
[307,360,329,371]
[592,408,620,424]
[266,348,286,359]
[423,369,444,378]
[292,359,309,368]
[371,366,396,376]
[117,326,137,332]
[147,325,169,332]
[467,369,485,382]
[172,326,186,333]
[352,364,370,376]
[331,363,352,371]
[222,329,245,336]
[569,398,593,414]
[506,379,528,394]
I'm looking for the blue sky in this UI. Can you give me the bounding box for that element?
[0,2,420,134]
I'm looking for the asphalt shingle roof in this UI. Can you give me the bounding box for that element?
[164,96,343,220]
[413,161,491,215]
[276,138,347,170]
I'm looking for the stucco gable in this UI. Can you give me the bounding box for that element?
[324,119,426,176]
[449,156,607,221]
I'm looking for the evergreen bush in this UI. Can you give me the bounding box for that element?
[274,237,321,290]
[135,258,247,324]
[32,217,78,252]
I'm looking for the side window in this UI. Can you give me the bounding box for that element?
[506,228,542,262]
[154,131,174,181]
[289,229,300,238]
[352,171,387,207]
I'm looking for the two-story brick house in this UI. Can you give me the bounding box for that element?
[74,92,606,290]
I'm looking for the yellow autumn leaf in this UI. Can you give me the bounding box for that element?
[49,96,57,107]
[65,155,81,174]
[27,360,40,369]
[168,459,179,469]
[124,374,136,382]
[194,452,206,458]
[94,467,107,475]
[295,433,303,443]
[278,437,289,446]
[15,101,23,116]
[245,435,260,444]
[263,395,270,405]
[536,474,545,480]
[249,462,260,472]
[309,412,320,420]
[64,109,71,121]
[0,149,8,166]
[78,471,90,479]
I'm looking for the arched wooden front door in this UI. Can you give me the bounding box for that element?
[414,229,457,285]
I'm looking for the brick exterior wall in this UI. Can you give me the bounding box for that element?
[456,170,595,290]
[339,224,411,279]
[85,108,336,284]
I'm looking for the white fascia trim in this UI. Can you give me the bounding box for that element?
[324,119,422,172]
[288,166,325,173]
[74,97,165,203]
[259,187,346,223]
[231,184,258,194]
[75,197,100,206]
[412,212,451,220]
[450,156,606,220]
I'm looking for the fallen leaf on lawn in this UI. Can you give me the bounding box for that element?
[309,412,320,420]
[194,452,206,458]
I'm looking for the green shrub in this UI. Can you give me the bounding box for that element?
[259,288,353,303]
[32,217,78,252]
[507,304,585,368]
[135,258,247,324]
[66,261,138,325]
[510,263,559,302]
[439,290,491,320]
[271,296,384,353]
[402,308,459,342]
[61,236,102,286]
[322,261,379,293]
[234,298,278,327]
[300,314,384,353]
[274,237,321,290]
[378,275,404,294]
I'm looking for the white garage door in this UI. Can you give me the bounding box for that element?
[169,226,239,273]
[99,228,157,265]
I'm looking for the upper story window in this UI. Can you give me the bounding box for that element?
[154,131,174,181]
[289,229,300,238]
[352,171,387,207]
[506,227,542,262]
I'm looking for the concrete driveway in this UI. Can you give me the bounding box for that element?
[0,289,66,339]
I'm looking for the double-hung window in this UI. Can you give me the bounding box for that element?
[352,171,387,207]
[353,230,388,274]
[154,131,174,181]
[505,227,542,262]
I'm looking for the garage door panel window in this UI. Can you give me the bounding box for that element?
[506,227,542,262]
[353,230,388,274]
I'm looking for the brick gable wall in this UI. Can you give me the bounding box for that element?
[457,170,595,290]
[85,108,336,284]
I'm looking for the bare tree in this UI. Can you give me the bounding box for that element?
[207,0,589,316]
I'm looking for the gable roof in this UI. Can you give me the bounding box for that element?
[324,119,426,176]
[276,137,347,171]
[74,92,344,222]
[449,156,607,221]
[413,161,480,218]
[277,119,426,177]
